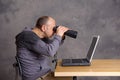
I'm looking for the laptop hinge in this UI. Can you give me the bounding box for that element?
[86,58,90,63]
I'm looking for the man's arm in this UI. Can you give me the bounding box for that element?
[31,35,62,57]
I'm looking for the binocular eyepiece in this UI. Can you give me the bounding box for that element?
[53,26,78,39]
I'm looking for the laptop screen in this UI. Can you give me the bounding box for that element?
[86,36,100,62]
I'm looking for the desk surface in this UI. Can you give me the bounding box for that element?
[55,59,120,77]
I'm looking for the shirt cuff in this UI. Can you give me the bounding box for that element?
[54,35,62,42]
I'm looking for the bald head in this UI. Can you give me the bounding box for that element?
[34,16,56,38]
[35,16,55,29]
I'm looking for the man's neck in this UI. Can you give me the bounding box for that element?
[32,27,45,38]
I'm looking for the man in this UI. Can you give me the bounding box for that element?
[15,16,68,80]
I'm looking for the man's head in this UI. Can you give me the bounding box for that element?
[35,16,56,38]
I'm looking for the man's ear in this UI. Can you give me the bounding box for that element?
[41,25,46,32]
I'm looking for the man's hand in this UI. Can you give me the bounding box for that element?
[56,26,69,37]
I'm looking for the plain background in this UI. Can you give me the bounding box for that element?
[0,0,120,80]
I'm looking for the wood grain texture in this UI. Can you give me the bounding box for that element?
[55,59,120,77]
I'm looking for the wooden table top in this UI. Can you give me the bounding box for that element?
[55,59,120,77]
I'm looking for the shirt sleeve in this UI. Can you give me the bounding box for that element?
[16,31,63,57]
[31,35,62,57]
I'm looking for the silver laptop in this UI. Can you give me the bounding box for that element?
[62,35,100,66]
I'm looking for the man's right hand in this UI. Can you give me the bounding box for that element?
[56,26,69,37]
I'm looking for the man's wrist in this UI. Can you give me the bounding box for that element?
[54,34,62,41]
[56,33,63,37]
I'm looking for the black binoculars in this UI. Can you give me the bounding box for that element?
[53,26,78,39]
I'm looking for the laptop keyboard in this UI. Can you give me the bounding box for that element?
[62,59,91,66]
[63,59,71,63]
[72,59,83,63]
[63,59,88,63]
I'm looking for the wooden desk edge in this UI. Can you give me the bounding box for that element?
[55,59,120,77]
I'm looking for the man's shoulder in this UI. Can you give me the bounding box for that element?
[16,30,33,38]
[15,27,38,41]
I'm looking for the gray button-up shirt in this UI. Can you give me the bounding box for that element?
[15,27,62,80]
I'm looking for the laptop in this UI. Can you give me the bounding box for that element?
[62,35,100,66]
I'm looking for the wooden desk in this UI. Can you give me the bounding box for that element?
[55,59,120,77]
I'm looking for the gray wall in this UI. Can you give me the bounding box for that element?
[0,0,120,80]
